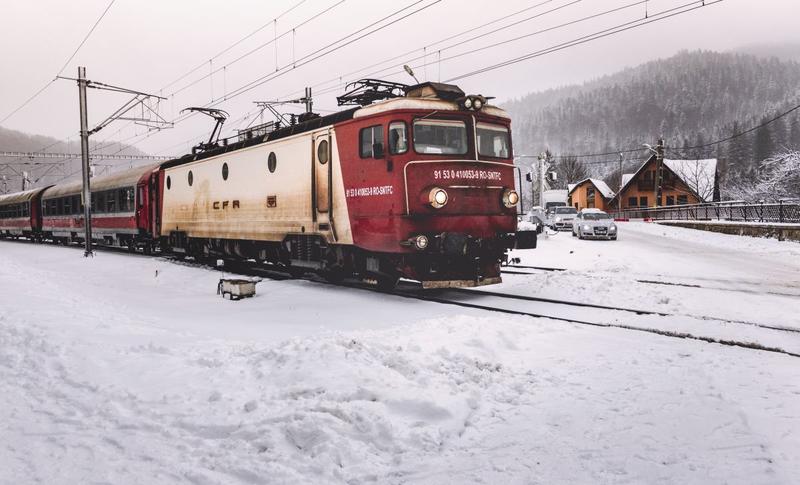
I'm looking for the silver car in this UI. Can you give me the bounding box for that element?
[572,210,618,240]
[548,206,578,231]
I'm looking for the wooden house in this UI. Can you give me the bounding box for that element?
[609,156,718,209]
[567,178,615,211]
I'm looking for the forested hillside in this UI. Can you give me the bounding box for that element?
[0,126,147,192]
[505,50,800,195]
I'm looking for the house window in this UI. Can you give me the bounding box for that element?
[628,197,637,207]
[360,125,384,158]
[677,195,688,205]
[586,187,596,208]
[639,196,648,207]
[666,195,675,206]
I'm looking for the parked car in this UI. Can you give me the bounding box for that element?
[548,206,578,231]
[572,209,618,240]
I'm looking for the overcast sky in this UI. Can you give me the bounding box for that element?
[1,0,798,157]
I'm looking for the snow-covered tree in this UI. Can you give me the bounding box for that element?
[728,151,800,201]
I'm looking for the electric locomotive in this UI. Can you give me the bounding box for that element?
[159,80,535,288]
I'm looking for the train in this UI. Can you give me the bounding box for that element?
[0,80,536,289]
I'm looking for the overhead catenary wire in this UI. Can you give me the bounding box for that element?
[306,0,651,101]
[0,0,116,126]
[159,0,311,92]
[444,0,723,82]
[89,0,343,157]
[107,0,444,153]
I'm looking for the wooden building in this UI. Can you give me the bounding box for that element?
[568,178,615,211]
[609,156,718,209]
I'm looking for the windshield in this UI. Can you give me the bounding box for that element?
[413,119,468,155]
[583,212,611,220]
[554,207,577,214]
[476,122,510,158]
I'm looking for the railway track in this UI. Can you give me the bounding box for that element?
[3,237,799,359]
[502,265,800,298]
[391,286,800,359]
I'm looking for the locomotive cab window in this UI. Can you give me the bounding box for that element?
[413,119,467,155]
[476,122,510,158]
[388,121,407,154]
[360,125,384,158]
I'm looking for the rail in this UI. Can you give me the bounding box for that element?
[610,200,800,223]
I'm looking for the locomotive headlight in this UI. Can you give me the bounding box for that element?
[429,187,449,208]
[414,235,429,250]
[473,97,483,110]
[463,97,473,110]
[502,189,519,208]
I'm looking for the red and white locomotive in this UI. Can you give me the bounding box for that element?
[0,81,535,288]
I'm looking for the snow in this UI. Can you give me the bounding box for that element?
[664,158,718,201]
[2,225,800,484]
[621,172,635,188]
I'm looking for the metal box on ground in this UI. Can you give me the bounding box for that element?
[217,278,258,300]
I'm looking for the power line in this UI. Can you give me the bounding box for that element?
[278,0,575,100]
[167,0,345,98]
[445,0,722,82]
[110,0,443,152]
[159,0,311,92]
[89,0,338,158]
[0,0,116,126]
[669,99,800,154]
[308,0,649,100]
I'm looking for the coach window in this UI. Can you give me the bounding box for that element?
[268,152,277,173]
[476,122,510,158]
[96,192,106,213]
[166,176,172,190]
[413,119,467,155]
[188,171,194,187]
[360,125,384,158]
[388,121,407,154]
[107,190,117,213]
[138,187,145,208]
[222,162,229,180]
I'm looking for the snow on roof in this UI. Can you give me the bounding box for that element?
[591,178,615,199]
[664,159,717,201]
[621,173,634,188]
[567,183,576,193]
[568,178,615,199]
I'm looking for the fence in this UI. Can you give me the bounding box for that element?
[611,200,800,224]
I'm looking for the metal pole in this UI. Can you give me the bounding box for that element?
[78,66,93,257]
[654,138,665,208]
[538,153,546,207]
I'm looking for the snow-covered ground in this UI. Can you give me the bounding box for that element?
[1,223,799,484]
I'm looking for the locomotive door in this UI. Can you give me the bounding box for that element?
[313,132,332,229]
